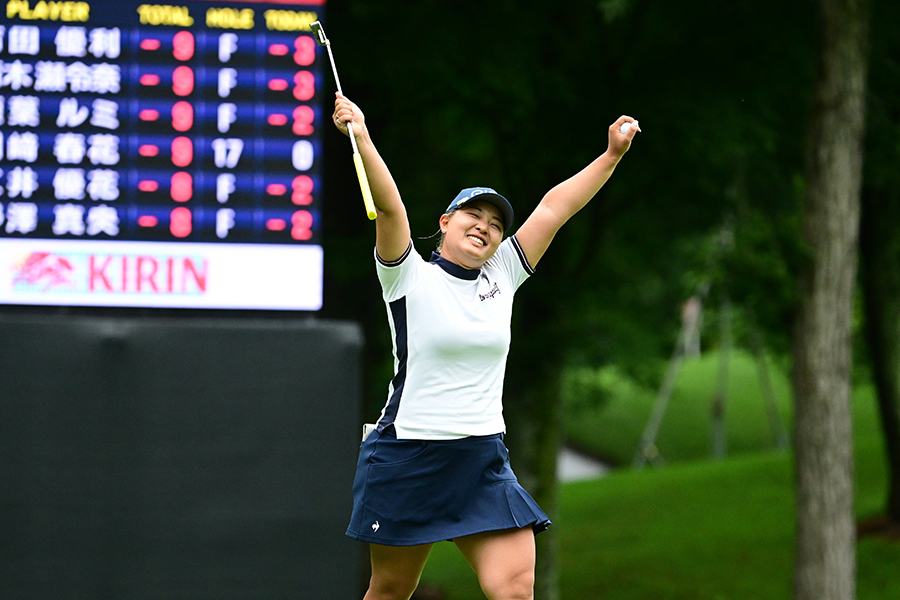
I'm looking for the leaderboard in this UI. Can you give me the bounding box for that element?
[0,0,327,310]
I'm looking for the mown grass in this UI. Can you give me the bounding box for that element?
[563,350,794,465]
[416,352,898,599]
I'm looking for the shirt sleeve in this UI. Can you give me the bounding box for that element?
[374,241,422,302]
[487,234,535,291]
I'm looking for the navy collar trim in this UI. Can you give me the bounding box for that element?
[430,252,480,280]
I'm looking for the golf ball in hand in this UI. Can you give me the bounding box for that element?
[620,120,639,134]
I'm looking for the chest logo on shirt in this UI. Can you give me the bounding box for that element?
[479,282,501,301]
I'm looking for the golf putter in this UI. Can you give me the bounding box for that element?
[310,21,376,220]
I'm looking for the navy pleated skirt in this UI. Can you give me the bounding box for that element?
[346,427,551,546]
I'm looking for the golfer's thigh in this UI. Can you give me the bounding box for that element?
[367,542,434,594]
[454,527,535,596]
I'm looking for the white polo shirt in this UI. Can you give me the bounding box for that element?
[374,236,534,440]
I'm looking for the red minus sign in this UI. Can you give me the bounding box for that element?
[140,74,161,86]
[138,145,159,157]
[266,219,287,231]
[140,39,161,51]
[269,44,289,56]
[139,109,160,121]
[138,180,159,192]
[268,79,288,91]
[138,215,159,227]
[267,114,288,126]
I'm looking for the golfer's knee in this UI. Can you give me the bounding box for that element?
[481,568,534,600]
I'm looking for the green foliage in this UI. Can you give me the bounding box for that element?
[865,0,900,192]
[564,349,793,465]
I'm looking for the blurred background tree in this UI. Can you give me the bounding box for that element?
[791,1,869,599]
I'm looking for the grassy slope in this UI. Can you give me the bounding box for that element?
[417,354,898,599]
[564,350,795,466]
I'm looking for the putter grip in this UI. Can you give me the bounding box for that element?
[353,152,377,220]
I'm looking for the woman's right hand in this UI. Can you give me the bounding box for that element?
[333,92,365,140]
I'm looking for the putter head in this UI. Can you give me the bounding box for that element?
[309,21,328,46]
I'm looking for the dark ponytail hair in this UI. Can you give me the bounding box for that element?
[419,208,456,252]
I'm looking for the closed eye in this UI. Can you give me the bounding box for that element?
[465,205,503,232]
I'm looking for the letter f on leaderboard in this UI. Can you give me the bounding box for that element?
[219,33,238,62]
[217,103,236,133]
[218,68,237,98]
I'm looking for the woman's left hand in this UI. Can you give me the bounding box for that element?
[608,116,640,159]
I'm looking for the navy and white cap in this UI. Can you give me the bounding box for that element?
[445,187,515,233]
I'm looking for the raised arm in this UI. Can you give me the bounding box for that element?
[514,116,639,267]
[333,93,411,262]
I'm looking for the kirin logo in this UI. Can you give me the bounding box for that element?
[13,252,76,291]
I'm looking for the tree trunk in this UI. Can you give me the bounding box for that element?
[860,188,900,523]
[505,366,561,600]
[532,374,561,600]
[792,1,868,599]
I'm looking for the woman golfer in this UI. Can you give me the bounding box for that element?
[334,92,638,600]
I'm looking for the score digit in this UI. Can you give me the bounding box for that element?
[173,66,195,96]
[172,101,194,131]
[292,105,314,135]
[171,172,193,202]
[291,210,313,241]
[173,31,195,61]
[292,175,313,205]
[172,136,194,167]
[170,207,193,238]
[294,36,315,66]
[292,140,313,171]
[293,71,314,101]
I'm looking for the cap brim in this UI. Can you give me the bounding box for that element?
[457,194,514,233]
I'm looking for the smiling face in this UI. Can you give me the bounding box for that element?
[438,200,505,270]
